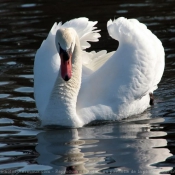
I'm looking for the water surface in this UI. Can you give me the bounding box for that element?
[0,0,175,174]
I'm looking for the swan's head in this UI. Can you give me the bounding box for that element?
[55,28,76,81]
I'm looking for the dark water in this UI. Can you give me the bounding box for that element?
[0,0,175,174]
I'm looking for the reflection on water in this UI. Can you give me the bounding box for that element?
[0,0,175,174]
[36,117,172,175]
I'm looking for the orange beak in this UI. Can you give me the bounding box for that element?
[60,52,72,81]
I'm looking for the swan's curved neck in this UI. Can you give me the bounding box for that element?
[48,36,82,119]
[53,42,82,102]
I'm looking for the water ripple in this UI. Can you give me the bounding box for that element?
[0,0,175,174]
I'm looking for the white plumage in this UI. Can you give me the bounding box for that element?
[34,17,164,127]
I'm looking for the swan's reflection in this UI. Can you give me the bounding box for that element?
[36,117,172,175]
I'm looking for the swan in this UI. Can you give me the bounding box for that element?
[34,17,164,127]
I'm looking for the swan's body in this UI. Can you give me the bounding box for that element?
[34,17,164,127]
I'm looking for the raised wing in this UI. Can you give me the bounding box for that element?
[62,17,101,49]
[34,22,62,117]
[107,17,165,100]
[77,17,165,115]
[34,18,101,117]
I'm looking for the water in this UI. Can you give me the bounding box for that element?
[0,0,175,174]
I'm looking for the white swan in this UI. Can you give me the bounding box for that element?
[34,17,164,127]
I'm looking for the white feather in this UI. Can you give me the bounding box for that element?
[34,17,165,127]
[61,17,101,49]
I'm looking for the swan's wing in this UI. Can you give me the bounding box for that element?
[78,17,165,114]
[81,50,115,78]
[34,22,62,116]
[106,17,165,100]
[34,18,101,116]
[61,17,101,49]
